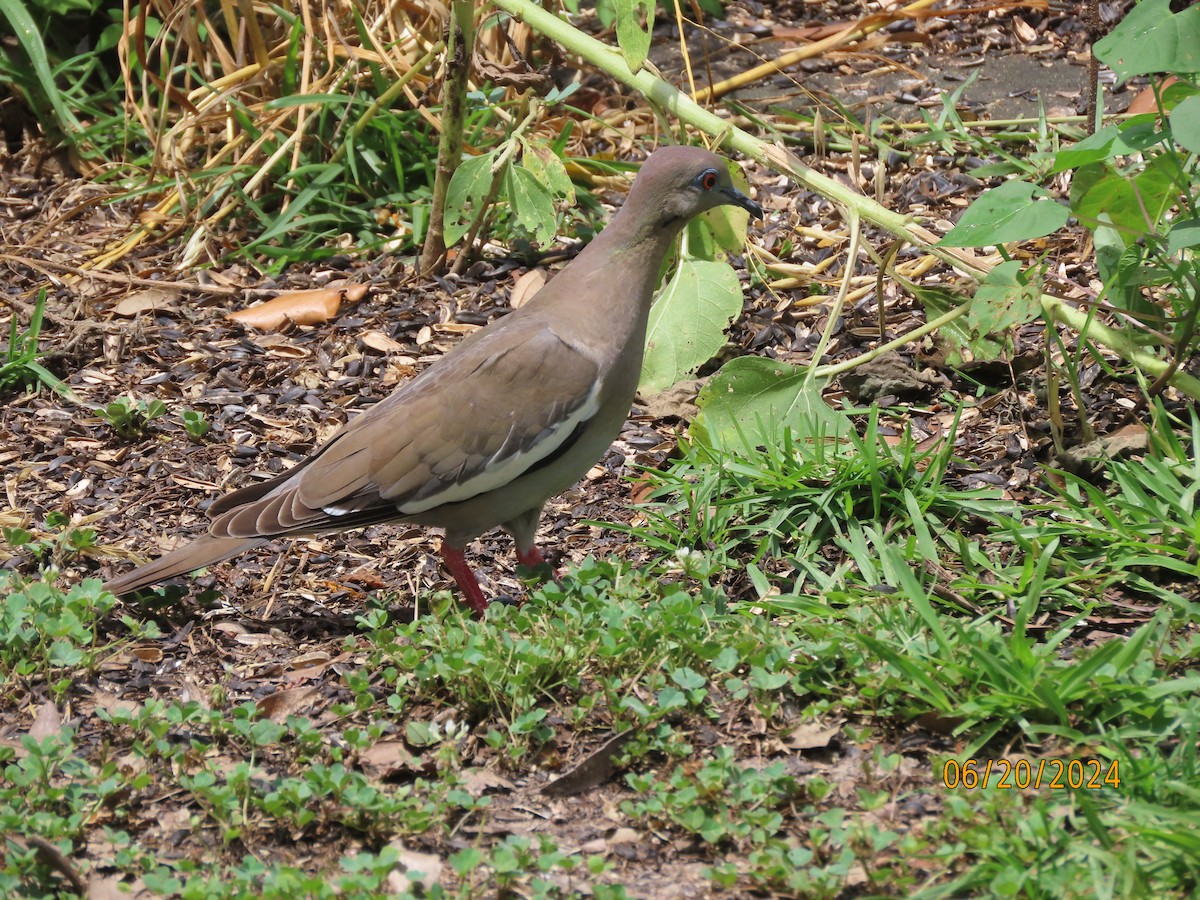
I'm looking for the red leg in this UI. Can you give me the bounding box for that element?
[515,545,546,568]
[516,544,561,585]
[440,542,490,616]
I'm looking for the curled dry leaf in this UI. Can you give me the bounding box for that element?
[112,286,181,317]
[359,739,419,779]
[541,730,635,796]
[509,268,547,309]
[360,330,407,354]
[1127,76,1179,116]
[780,720,842,751]
[228,283,369,331]
[385,842,444,893]
[257,685,321,722]
[460,767,515,797]
[30,701,63,741]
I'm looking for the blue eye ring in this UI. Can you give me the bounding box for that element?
[696,168,719,191]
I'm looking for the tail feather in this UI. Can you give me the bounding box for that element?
[103,535,267,595]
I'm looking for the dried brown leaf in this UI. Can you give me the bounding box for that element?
[509,268,547,309]
[228,284,369,330]
[541,731,635,796]
[257,686,321,722]
[30,701,62,740]
[384,842,443,893]
[359,740,419,779]
[112,286,181,316]
[781,720,841,751]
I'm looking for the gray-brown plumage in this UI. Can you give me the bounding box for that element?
[104,145,762,613]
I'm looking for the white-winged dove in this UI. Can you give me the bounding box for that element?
[104,145,762,613]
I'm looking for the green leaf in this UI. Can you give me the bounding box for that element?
[613,0,653,73]
[692,357,849,453]
[444,151,497,247]
[1049,121,1163,174]
[519,140,575,205]
[640,258,744,393]
[912,284,1004,366]
[967,260,1042,337]
[1093,214,1130,299]
[1069,163,1128,234]
[939,180,1069,247]
[1166,218,1200,254]
[1170,93,1200,153]
[1094,0,1200,83]
[506,165,557,246]
[670,667,707,690]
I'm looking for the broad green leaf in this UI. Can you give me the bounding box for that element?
[506,165,557,246]
[967,260,1041,337]
[1049,121,1163,174]
[940,180,1069,247]
[1170,93,1200,153]
[692,357,848,454]
[1166,218,1200,254]
[1093,213,1127,291]
[444,151,496,246]
[1070,163,1142,236]
[913,285,1003,366]
[519,139,575,205]
[1134,151,1186,231]
[1094,0,1200,82]
[640,258,744,393]
[613,0,653,73]
[1112,243,1168,325]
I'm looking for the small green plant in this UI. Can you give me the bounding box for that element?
[98,396,167,440]
[180,408,210,441]
[939,0,1200,419]
[0,572,115,693]
[0,290,69,398]
[2,511,100,570]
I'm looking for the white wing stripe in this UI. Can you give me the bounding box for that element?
[393,380,603,515]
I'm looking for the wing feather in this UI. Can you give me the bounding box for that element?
[210,320,601,538]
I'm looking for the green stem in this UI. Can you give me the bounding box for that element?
[493,0,1192,405]
[1043,297,1200,402]
[814,295,973,380]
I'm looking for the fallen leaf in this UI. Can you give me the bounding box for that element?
[111,286,180,316]
[637,378,706,420]
[257,686,321,722]
[384,842,443,893]
[359,740,419,779]
[460,767,515,797]
[30,701,62,740]
[608,827,640,845]
[510,268,547,308]
[87,874,127,900]
[541,730,635,796]
[228,284,369,331]
[781,720,841,751]
[1127,76,1178,115]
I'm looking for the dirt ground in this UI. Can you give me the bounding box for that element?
[1,1,1167,895]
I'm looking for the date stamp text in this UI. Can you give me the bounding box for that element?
[941,758,1120,790]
